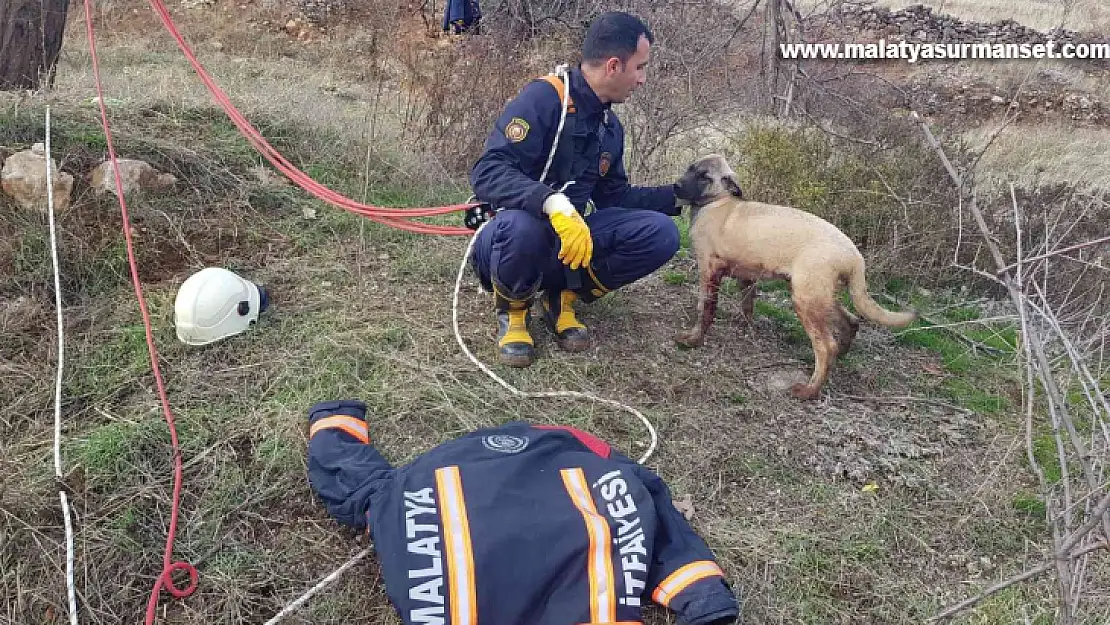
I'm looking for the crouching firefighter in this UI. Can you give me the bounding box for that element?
[466,11,685,367]
[306,398,742,625]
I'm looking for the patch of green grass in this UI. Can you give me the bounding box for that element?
[1012,492,1047,518]
[945,305,982,322]
[663,271,688,286]
[675,214,691,251]
[72,411,209,490]
[896,323,975,373]
[761,279,790,294]
[65,324,154,401]
[967,325,1018,353]
[885,276,912,296]
[754,300,808,345]
[941,378,1010,414]
[1029,434,1064,484]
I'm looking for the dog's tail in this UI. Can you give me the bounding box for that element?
[846,259,917,328]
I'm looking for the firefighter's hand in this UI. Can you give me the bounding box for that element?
[543,193,593,270]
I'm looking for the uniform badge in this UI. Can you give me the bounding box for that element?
[505,117,530,143]
[482,434,529,454]
[599,152,612,176]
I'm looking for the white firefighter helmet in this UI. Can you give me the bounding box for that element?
[174,267,269,346]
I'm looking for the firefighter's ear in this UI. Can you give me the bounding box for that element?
[605,56,621,76]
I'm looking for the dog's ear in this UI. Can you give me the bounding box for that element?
[723,175,743,199]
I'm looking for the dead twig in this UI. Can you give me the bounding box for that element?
[996,234,1110,278]
[929,540,1109,623]
[836,394,974,414]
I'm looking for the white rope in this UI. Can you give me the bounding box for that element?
[539,63,570,185]
[45,105,80,625]
[451,221,659,465]
[262,547,372,625]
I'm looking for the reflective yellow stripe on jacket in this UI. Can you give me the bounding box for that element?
[651,561,725,607]
[561,468,617,623]
[308,415,369,444]
[436,466,477,625]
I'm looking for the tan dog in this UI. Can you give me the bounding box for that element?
[672,154,918,400]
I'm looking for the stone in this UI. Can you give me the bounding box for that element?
[89,158,177,197]
[1,143,74,211]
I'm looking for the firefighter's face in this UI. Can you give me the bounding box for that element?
[606,35,651,103]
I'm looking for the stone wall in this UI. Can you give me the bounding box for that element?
[835,1,1094,45]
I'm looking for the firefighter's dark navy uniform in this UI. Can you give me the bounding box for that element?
[306,399,741,625]
[468,65,681,301]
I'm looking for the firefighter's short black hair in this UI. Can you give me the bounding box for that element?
[582,12,653,65]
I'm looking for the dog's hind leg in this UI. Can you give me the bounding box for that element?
[789,274,840,400]
[675,261,728,348]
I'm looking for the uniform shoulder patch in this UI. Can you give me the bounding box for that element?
[505,117,530,143]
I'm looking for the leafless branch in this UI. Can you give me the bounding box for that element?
[929,540,1109,622]
[916,111,1110,624]
[997,234,1110,278]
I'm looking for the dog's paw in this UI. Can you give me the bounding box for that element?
[674,332,703,348]
[790,382,821,400]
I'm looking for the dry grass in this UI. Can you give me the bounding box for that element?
[2,1,1108,624]
[965,122,1110,190]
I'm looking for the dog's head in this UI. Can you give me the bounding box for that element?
[674,154,743,207]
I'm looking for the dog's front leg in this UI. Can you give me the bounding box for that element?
[675,264,726,348]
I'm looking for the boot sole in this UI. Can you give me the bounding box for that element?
[555,335,590,353]
[500,352,535,367]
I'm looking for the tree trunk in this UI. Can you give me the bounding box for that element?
[0,0,70,90]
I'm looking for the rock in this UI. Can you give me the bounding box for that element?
[1,143,74,211]
[89,158,177,197]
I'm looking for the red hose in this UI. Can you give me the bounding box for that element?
[78,1,483,623]
[144,0,478,235]
[81,2,199,623]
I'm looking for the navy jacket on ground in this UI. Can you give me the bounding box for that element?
[468,66,679,219]
[306,399,740,625]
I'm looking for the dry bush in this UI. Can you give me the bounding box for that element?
[385,0,765,181]
[392,33,565,175]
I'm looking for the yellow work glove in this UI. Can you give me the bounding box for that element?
[543,193,593,270]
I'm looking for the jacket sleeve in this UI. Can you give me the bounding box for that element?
[631,462,740,625]
[590,116,681,216]
[469,80,562,218]
[305,399,394,530]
